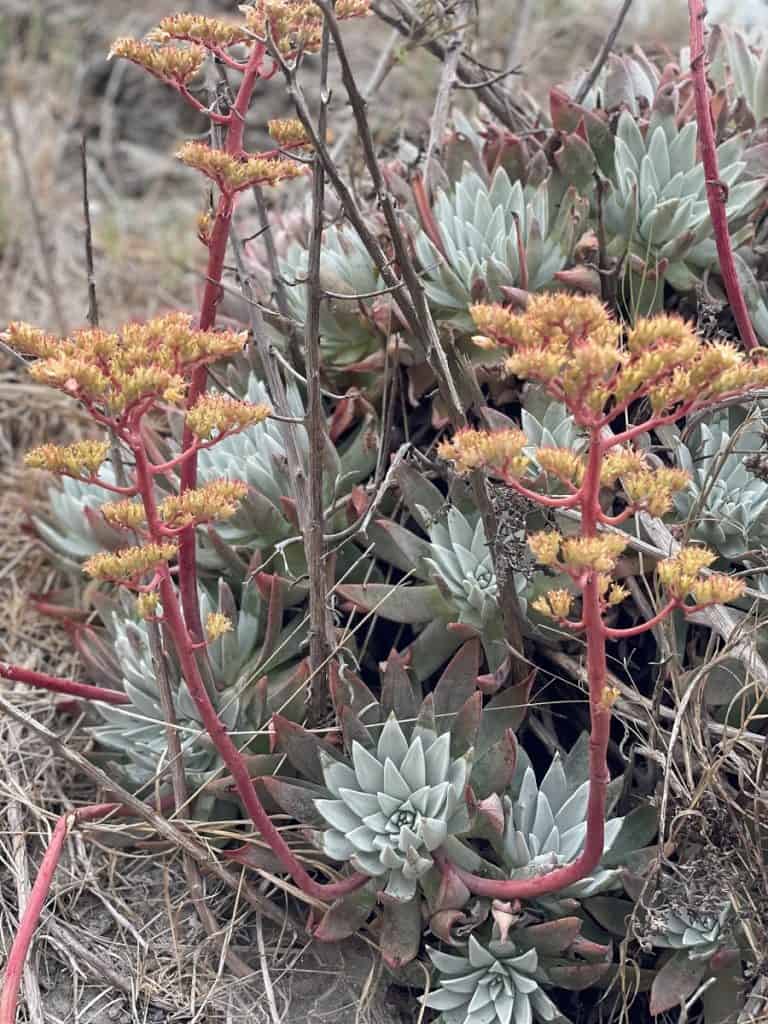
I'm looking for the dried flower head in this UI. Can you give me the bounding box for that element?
[135,593,161,619]
[158,479,249,528]
[437,428,529,478]
[205,611,234,640]
[24,440,110,477]
[267,117,311,148]
[243,0,370,54]
[534,446,585,486]
[109,37,205,84]
[84,543,178,582]
[5,322,59,358]
[532,588,574,620]
[177,141,305,193]
[185,395,271,439]
[149,14,250,47]
[101,499,148,529]
[561,535,626,574]
[527,530,562,567]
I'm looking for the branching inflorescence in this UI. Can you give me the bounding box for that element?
[435,292,767,899]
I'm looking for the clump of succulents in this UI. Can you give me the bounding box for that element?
[414,164,589,330]
[671,409,768,558]
[31,464,124,565]
[78,576,307,797]
[645,903,734,961]
[603,107,765,313]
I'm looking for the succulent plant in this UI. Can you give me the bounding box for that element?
[414,165,589,330]
[31,466,124,564]
[603,107,766,313]
[316,714,471,900]
[645,903,733,960]
[196,372,378,578]
[424,934,565,1024]
[672,410,768,558]
[340,462,530,675]
[77,576,307,794]
[278,225,385,372]
[708,24,768,124]
[499,745,628,904]
[423,916,611,1024]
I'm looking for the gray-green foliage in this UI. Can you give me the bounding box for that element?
[415,165,588,329]
[316,714,471,901]
[645,903,733,960]
[32,467,122,563]
[423,934,567,1024]
[604,109,765,311]
[672,410,768,557]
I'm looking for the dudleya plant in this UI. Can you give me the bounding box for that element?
[671,410,768,558]
[415,164,589,330]
[646,903,733,960]
[316,714,471,900]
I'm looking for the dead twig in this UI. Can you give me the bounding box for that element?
[574,0,634,104]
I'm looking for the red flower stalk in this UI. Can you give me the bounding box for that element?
[0,663,129,705]
[436,292,768,899]
[688,0,759,351]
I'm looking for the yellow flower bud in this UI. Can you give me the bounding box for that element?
[109,37,205,84]
[84,543,178,582]
[534,447,585,485]
[561,535,626,573]
[24,440,110,477]
[101,499,147,529]
[136,593,161,619]
[437,428,529,477]
[527,531,562,567]
[159,479,248,528]
[205,611,234,640]
[177,141,305,193]
[268,118,311,148]
[185,396,271,439]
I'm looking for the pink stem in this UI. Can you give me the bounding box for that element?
[0,663,129,706]
[444,430,613,900]
[603,601,677,639]
[688,0,758,351]
[0,803,120,1024]
[177,41,268,638]
[132,443,366,901]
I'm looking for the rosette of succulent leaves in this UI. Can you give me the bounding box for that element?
[337,392,584,678]
[73,575,307,816]
[666,406,768,559]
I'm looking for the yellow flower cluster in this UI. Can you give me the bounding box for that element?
[24,440,110,477]
[527,530,563,567]
[16,314,247,413]
[268,118,311,148]
[436,428,529,477]
[600,448,647,485]
[561,534,627,573]
[535,447,585,486]
[108,37,205,83]
[101,499,147,529]
[622,467,690,518]
[597,574,629,606]
[196,212,214,246]
[205,612,234,640]
[244,0,370,54]
[532,589,574,620]
[185,395,271,439]
[177,141,304,193]
[135,593,161,619]
[470,295,768,419]
[149,14,250,47]
[4,322,59,358]
[158,479,249,528]
[657,546,745,604]
[84,542,178,582]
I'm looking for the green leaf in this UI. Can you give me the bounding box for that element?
[379,894,422,968]
[476,674,533,753]
[329,664,380,725]
[601,804,658,868]
[380,648,420,723]
[515,918,582,957]
[650,951,708,1016]
[584,896,634,937]
[314,880,379,941]
[365,519,432,577]
[405,619,464,684]
[392,461,445,528]
[450,692,482,757]
[260,776,327,825]
[271,715,342,782]
[433,638,480,726]
[337,583,454,624]
[470,729,518,800]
